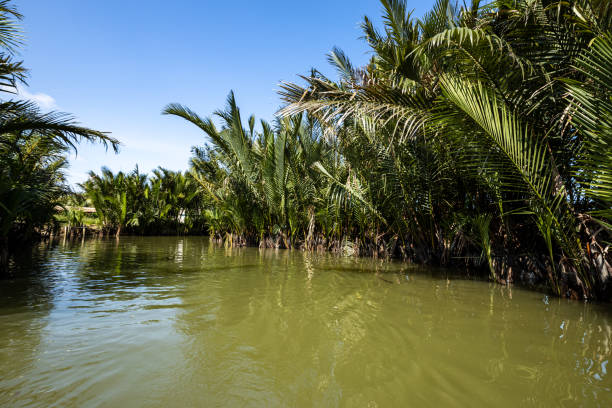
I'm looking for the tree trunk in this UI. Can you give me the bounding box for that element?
[0,237,8,274]
[306,206,315,250]
[281,232,291,249]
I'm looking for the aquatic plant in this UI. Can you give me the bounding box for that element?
[79,166,205,236]
[166,0,612,299]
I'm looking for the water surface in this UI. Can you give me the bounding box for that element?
[1,237,610,407]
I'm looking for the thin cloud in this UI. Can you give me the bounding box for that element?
[17,86,57,109]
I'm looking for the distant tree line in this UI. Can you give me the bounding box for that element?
[77,166,206,236]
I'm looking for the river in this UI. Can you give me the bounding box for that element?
[0,236,610,406]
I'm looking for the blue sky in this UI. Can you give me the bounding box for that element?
[17,0,433,185]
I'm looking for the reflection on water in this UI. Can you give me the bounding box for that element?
[0,237,610,407]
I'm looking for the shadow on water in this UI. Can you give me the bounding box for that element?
[0,243,61,405]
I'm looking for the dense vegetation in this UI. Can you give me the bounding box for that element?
[162,0,611,300]
[78,166,206,236]
[1,0,611,300]
[0,1,117,271]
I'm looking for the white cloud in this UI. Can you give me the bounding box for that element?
[17,86,57,109]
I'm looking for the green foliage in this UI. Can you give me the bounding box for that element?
[274,0,612,299]
[79,166,205,236]
[164,97,334,245]
[5,0,609,300]
[0,0,117,269]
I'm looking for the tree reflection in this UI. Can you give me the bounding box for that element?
[1,238,610,406]
[0,244,60,406]
[169,246,612,406]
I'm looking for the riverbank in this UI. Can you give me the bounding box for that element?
[7,231,591,303]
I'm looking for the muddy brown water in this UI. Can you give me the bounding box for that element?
[0,236,610,407]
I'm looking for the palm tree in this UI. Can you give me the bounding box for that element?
[81,168,128,237]
[156,0,612,299]
[79,165,206,237]
[279,0,612,298]
[0,1,119,271]
[164,92,334,248]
